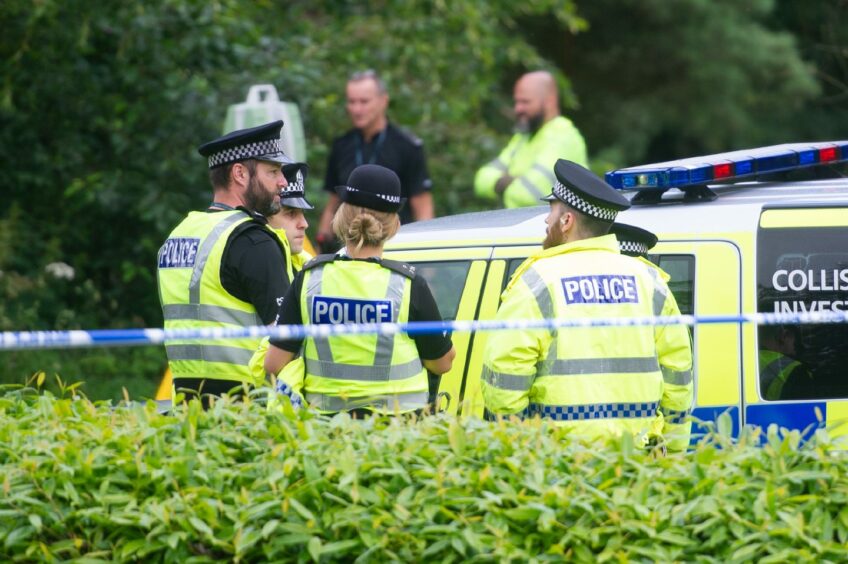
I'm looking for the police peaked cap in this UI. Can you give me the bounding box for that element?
[198,120,304,172]
[335,164,405,213]
[279,165,314,210]
[610,222,658,257]
[542,159,631,221]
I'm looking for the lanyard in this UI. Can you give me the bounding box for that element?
[354,128,387,166]
[209,202,236,211]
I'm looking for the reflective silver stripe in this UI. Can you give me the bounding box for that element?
[540,356,660,375]
[662,366,693,385]
[305,391,428,412]
[373,272,406,368]
[521,267,554,321]
[487,158,508,173]
[188,212,247,304]
[306,267,334,362]
[645,267,668,316]
[308,358,423,381]
[519,175,545,200]
[162,304,260,326]
[532,163,556,184]
[166,344,254,365]
[482,365,534,391]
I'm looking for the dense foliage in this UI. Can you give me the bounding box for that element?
[0,0,846,398]
[1,387,848,561]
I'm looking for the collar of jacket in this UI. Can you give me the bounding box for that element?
[503,234,620,297]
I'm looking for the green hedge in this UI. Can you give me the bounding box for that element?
[1,388,847,562]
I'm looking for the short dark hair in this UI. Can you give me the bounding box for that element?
[348,69,388,95]
[564,204,612,237]
[208,159,257,189]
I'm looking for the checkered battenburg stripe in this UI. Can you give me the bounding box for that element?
[208,139,282,168]
[282,169,305,197]
[342,186,401,204]
[620,240,650,255]
[526,401,660,421]
[553,181,618,221]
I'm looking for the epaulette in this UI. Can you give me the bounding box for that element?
[379,258,417,279]
[236,205,269,224]
[302,254,338,271]
[396,126,423,147]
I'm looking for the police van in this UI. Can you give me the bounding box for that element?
[384,142,848,439]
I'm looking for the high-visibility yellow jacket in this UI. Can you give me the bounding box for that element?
[298,256,429,414]
[158,210,276,387]
[251,228,312,407]
[759,349,809,401]
[483,234,694,451]
[474,116,588,208]
[271,226,313,281]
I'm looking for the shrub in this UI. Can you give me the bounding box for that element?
[1,388,847,562]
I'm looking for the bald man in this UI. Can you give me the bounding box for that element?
[475,71,588,208]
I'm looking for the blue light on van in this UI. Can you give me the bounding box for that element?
[605,142,848,191]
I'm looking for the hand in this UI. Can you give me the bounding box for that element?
[316,231,340,254]
[494,174,514,195]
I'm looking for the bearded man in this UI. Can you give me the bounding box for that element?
[157,120,308,404]
[474,71,588,208]
[482,160,694,453]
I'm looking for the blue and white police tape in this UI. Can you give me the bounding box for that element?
[2,310,848,351]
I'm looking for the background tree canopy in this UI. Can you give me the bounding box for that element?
[0,0,845,399]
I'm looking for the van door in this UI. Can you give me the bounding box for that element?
[383,247,491,415]
[747,205,848,438]
[651,240,743,436]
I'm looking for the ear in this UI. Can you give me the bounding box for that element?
[560,210,575,233]
[231,163,249,186]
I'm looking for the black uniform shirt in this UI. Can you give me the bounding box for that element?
[218,207,291,324]
[323,122,432,225]
[270,258,453,360]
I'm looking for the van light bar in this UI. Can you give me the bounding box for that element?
[605,142,848,190]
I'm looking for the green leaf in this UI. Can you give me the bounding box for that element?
[189,517,214,538]
[307,536,322,562]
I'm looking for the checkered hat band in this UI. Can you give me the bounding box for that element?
[553,181,618,221]
[526,401,660,421]
[282,170,305,196]
[620,241,650,255]
[208,139,282,168]
[344,186,401,204]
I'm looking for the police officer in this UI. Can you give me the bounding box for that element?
[758,325,814,400]
[474,71,588,208]
[266,167,315,283]
[316,70,434,252]
[157,120,310,405]
[482,160,694,451]
[265,164,455,416]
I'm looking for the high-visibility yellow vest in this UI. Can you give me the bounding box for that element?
[759,349,805,400]
[270,226,313,281]
[483,234,694,451]
[298,256,428,414]
[158,210,277,386]
[474,116,588,208]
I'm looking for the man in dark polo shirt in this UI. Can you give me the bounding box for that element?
[316,70,433,252]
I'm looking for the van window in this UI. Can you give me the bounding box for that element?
[412,261,472,321]
[506,255,696,315]
[649,255,696,316]
[757,225,848,400]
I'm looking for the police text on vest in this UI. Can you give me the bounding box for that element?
[158,238,200,268]
[312,296,393,324]
[561,275,639,304]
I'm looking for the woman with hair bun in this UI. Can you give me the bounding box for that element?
[265,164,455,416]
